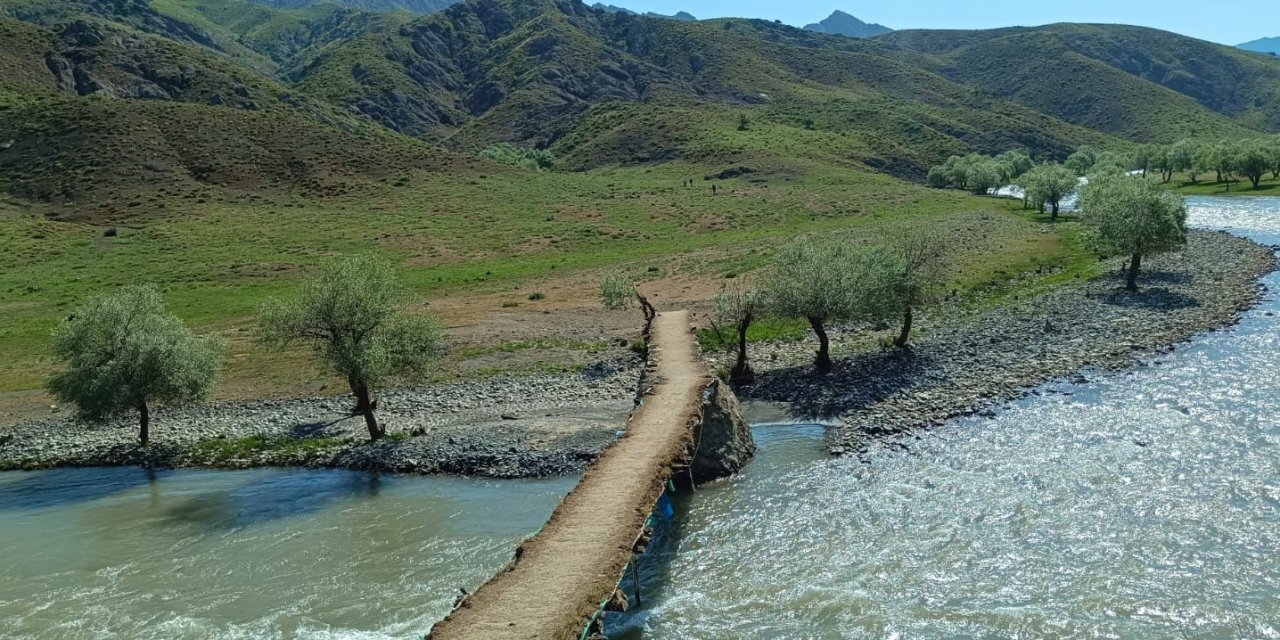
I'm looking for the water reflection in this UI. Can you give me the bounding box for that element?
[0,468,574,639]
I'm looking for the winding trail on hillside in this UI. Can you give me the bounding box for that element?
[427,310,710,640]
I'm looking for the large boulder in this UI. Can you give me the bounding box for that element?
[688,378,754,483]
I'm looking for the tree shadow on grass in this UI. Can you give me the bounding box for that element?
[1139,270,1194,286]
[745,347,939,420]
[1095,287,1199,311]
[287,417,350,439]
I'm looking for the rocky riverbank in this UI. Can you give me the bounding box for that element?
[733,230,1278,453]
[2,230,1274,478]
[0,361,639,477]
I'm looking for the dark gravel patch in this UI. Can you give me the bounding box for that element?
[0,360,639,478]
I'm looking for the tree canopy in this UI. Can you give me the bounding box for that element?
[887,229,947,347]
[1020,163,1079,219]
[713,278,765,384]
[926,151,1033,194]
[48,285,225,446]
[259,257,442,440]
[1080,176,1188,291]
[1065,146,1098,176]
[765,239,906,371]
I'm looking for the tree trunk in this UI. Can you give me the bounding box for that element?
[808,316,832,373]
[894,306,914,348]
[731,314,754,385]
[138,400,150,447]
[634,290,656,326]
[1252,175,1262,189]
[352,379,384,441]
[1050,201,1059,222]
[1126,253,1142,292]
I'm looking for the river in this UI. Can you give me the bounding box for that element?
[1,196,1277,639]
[609,196,1280,637]
[0,467,573,639]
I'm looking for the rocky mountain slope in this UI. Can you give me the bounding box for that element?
[0,0,1278,210]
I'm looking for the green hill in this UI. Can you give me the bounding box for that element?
[243,0,458,13]
[3,0,1274,395]
[879,24,1280,138]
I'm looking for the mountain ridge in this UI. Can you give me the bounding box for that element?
[0,0,1276,214]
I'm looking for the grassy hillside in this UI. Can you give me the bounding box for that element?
[880,24,1280,138]
[244,0,458,13]
[0,0,1273,403]
[0,160,1085,397]
[0,97,469,218]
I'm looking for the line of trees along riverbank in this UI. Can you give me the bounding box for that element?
[46,257,443,446]
[930,137,1280,200]
[45,169,1191,450]
[607,174,1188,384]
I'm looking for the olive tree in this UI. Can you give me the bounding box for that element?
[259,257,443,441]
[1268,136,1280,180]
[888,230,947,347]
[1149,145,1177,183]
[600,272,656,325]
[1066,146,1098,176]
[47,285,225,446]
[1169,139,1200,182]
[765,240,906,372]
[995,149,1034,179]
[1130,144,1156,178]
[1022,163,1079,220]
[1080,176,1188,292]
[712,279,764,384]
[1234,139,1271,189]
[1197,141,1237,185]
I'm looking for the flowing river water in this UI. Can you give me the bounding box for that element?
[1,196,1278,639]
[610,196,1280,638]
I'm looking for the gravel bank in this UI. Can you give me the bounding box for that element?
[2,231,1273,478]
[0,360,639,477]
[731,230,1277,453]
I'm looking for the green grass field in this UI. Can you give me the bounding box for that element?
[0,160,1089,398]
[1170,175,1280,195]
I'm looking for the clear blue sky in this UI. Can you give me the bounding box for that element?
[611,1,1276,45]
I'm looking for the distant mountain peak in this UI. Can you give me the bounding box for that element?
[803,10,891,38]
[1238,36,1280,55]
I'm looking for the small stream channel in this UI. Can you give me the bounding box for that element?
[1,196,1277,639]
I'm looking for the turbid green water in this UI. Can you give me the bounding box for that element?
[608,197,1280,638]
[3,196,1279,639]
[0,467,572,639]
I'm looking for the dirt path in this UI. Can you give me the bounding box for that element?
[428,310,709,640]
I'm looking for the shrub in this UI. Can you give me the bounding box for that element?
[479,144,555,171]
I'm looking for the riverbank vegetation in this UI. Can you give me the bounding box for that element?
[259,257,443,441]
[47,286,225,446]
[1080,177,1189,291]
